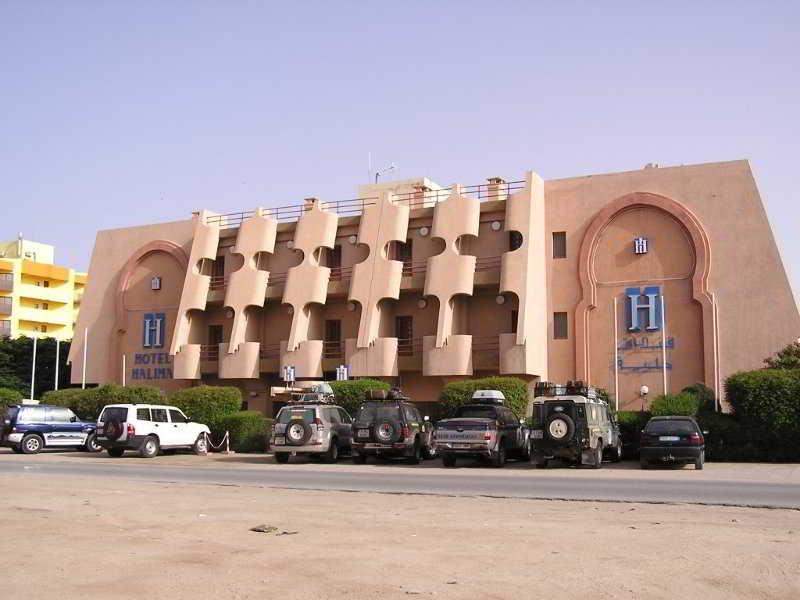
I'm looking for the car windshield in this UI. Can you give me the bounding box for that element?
[277,408,316,424]
[646,419,697,435]
[356,403,401,422]
[99,407,129,422]
[457,406,497,419]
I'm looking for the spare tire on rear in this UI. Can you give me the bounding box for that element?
[545,413,575,444]
[374,420,402,444]
[285,420,312,446]
[104,419,124,441]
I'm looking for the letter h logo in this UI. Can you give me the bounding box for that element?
[626,287,661,332]
[143,313,166,348]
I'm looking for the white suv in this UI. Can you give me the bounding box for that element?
[96,404,210,458]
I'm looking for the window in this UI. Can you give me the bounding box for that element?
[395,316,413,356]
[510,310,518,334]
[40,325,47,333]
[337,408,352,424]
[151,276,162,291]
[136,408,151,421]
[43,281,50,288]
[20,406,46,423]
[100,406,129,422]
[554,312,568,339]
[0,320,10,338]
[552,232,567,259]
[47,407,74,423]
[392,240,413,276]
[169,409,187,423]
[208,325,224,345]
[42,303,49,310]
[509,231,523,251]
[324,320,343,358]
[327,246,343,280]
[326,408,341,424]
[151,408,168,423]
[143,313,166,348]
[212,256,225,278]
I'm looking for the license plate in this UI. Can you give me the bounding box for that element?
[358,429,370,438]
[274,436,285,445]
[531,430,544,439]
[659,436,680,441]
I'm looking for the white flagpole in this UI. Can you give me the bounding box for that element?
[30,336,37,400]
[54,339,60,391]
[122,354,126,387]
[82,327,88,389]
[661,294,668,395]
[613,297,619,411]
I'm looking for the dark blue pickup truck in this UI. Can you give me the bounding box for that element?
[1,404,100,454]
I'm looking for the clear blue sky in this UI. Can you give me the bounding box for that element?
[1,1,798,302]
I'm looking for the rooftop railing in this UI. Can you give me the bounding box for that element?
[204,180,526,228]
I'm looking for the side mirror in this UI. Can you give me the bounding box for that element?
[423,416,430,422]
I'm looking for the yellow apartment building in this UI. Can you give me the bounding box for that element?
[0,238,86,340]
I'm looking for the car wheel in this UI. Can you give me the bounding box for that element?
[274,452,290,464]
[192,433,208,456]
[535,459,548,469]
[442,454,456,468]
[84,433,102,453]
[612,439,623,462]
[325,439,339,463]
[21,434,43,455]
[695,450,705,470]
[353,453,367,464]
[107,447,125,458]
[492,444,506,468]
[406,440,421,465]
[139,436,159,459]
[592,441,603,469]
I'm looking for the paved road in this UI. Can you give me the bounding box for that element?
[1,453,799,508]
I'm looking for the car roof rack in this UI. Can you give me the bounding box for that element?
[366,387,409,401]
[534,380,600,400]
[288,391,335,405]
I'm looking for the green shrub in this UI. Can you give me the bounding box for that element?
[170,385,242,436]
[330,379,390,417]
[0,387,24,412]
[725,369,800,461]
[616,410,651,458]
[764,341,800,370]
[649,392,700,417]
[439,376,529,418]
[0,373,26,394]
[217,411,273,453]
[696,412,760,462]
[42,384,161,420]
[681,383,717,414]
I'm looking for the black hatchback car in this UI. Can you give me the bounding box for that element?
[639,416,706,469]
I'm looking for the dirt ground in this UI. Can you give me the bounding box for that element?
[1,473,798,600]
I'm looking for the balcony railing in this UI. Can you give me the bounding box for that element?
[475,256,502,272]
[398,337,423,357]
[323,340,344,359]
[472,336,500,353]
[329,266,353,283]
[200,345,219,361]
[267,271,288,286]
[209,275,226,291]
[259,343,281,360]
[393,180,526,210]
[400,259,427,278]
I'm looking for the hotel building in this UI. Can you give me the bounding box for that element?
[68,160,800,415]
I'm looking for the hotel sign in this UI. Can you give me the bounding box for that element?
[132,313,173,380]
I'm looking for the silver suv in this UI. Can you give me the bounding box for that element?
[271,393,353,463]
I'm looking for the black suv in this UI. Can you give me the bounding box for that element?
[351,388,436,464]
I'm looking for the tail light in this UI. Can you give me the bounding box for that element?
[312,418,324,431]
[126,423,135,438]
[688,432,704,445]
[400,425,411,439]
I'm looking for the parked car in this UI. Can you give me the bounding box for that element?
[96,404,210,458]
[351,388,435,464]
[639,416,706,470]
[0,403,100,455]
[530,381,620,468]
[434,390,530,468]
[271,392,353,463]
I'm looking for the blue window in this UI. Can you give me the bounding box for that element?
[143,313,166,348]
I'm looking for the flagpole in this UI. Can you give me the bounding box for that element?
[54,339,60,391]
[30,336,37,400]
[122,354,126,387]
[82,327,88,389]
[613,296,619,411]
[661,294,668,395]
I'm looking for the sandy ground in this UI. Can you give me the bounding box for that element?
[1,473,798,600]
